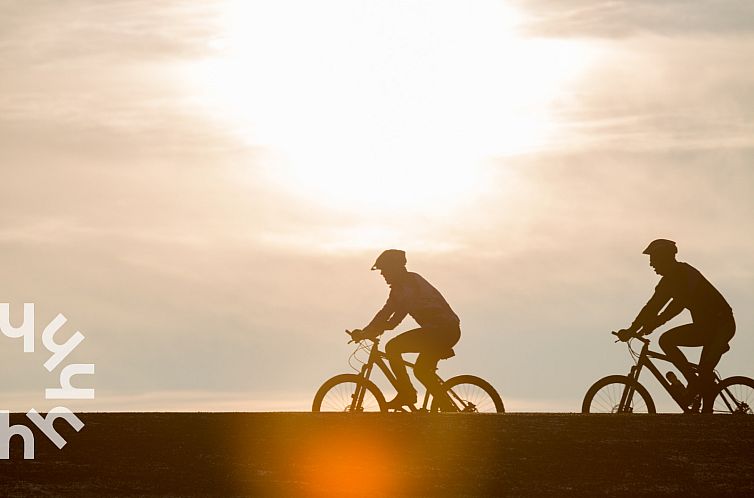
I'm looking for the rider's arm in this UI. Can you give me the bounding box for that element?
[384,309,408,331]
[363,304,392,335]
[364,309,407,334]
[363,290,407,335]
[655,299,684,328]
[628,284,671,333]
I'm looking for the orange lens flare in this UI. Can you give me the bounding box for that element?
[295,427,400,498]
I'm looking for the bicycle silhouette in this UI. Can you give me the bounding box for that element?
[582,330,754,414]
[313,330,504,413]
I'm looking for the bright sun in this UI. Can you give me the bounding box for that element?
[188,0,597,216]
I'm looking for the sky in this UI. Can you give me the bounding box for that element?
[1,0,753,412]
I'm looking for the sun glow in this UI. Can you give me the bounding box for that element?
[294,428,400,498]
[189,0,598,214]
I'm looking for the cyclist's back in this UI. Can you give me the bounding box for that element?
[648,261,731,325]
[380,270,459,331]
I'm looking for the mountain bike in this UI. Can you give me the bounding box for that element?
[582,330,754,414]
[312,330,504,413]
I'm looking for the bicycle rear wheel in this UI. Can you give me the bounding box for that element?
[582,375,656,413]
[312,374,387,413]
[433,375,505,413]
[712,376,754,414]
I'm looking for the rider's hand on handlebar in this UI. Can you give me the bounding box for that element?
[347,328,376,343]
[615,329,634,342]
[347,329,363,342]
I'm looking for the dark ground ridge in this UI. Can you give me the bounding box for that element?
[1,413,753,497]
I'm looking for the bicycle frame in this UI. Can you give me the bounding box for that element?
[352,336,445,411]
[624,337,719,413]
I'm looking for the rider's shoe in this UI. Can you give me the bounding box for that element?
[386,391,417,411]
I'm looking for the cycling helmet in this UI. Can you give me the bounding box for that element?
[642,239,677,256]
[371,249,407,271]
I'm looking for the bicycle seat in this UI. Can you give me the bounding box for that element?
[439,347,455,360]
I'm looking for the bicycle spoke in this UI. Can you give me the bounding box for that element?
[596,388,615,412]
[584,378,651,414]
[443,377,502,413]
[457,383,493,412]
[319,381,381,412]
[713,381,754,414]
[630,395,647,413]
[458,383,492,411]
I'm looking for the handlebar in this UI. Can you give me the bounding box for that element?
[612,330,650,344]
[345,329,382,344]
[345,329,356,344]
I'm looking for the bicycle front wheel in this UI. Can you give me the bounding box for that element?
[434,375,505,413]
[582,375,656,414]
[712,376,754,414]
[312,374,387,413]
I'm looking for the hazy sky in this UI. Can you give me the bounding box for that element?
[1,0,753,412]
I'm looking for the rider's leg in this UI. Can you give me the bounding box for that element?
[385,325,460,408]
[698,316,736,413]
[411,325,460,410]
[385,328,428,403]
[658,324,705,386]
[698,347,724,413]
[414,353,445,407]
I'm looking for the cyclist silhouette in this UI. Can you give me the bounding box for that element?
[350,249,461,410]
[617,239,735,412]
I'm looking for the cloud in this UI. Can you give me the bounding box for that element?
[0,0,240,163]
[543,34,754,153]
[514,0,754,38]
[0,0,218,68]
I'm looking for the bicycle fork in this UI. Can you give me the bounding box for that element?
[618,365,641,413]
[350,363,375,412]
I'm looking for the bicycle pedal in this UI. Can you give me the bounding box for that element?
[687,394,702,412]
